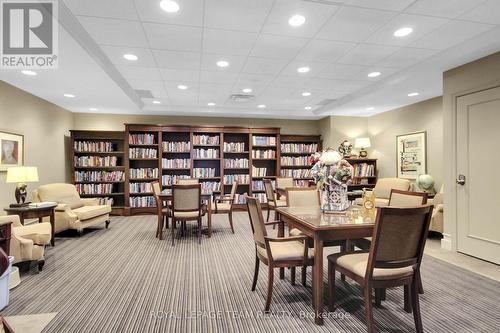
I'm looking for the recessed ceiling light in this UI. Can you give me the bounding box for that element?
[64,93,75,98]
[297,66,310,73]
[257,104,266,109]
[288,15,306,27]
[394,27,413,37]
[21,70,37,76]
[216,60,229,68]
[302,92,311,97]
[89,107,98,111]
[365,107,375,111]
[207,102,216,106]
[242,88,253,93]
[152,100,161,104]
[304,106,312,110]
[123,54,138,61]
[367,71,381,78]
[408,92,419,97]
[160,0,179,13]
[177,84,188,90]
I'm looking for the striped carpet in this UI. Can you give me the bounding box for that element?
[2,213,500,333]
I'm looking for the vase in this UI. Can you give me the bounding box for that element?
[321,182,349,212]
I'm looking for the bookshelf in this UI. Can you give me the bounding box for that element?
[222,128,250,208]
[344,158,378,197]
[279,135,321,187]
[70,130,126,215]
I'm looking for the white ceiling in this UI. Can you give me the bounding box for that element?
[1,0,500,119]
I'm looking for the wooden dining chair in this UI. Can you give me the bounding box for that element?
[328,205,434,333]
[212,181,238,234]
[171,184,205,246]
[275,177,294,200]
[152,181,169,240]
[178,178,199,185]
[246,196,314,312]
[263,179,287,221]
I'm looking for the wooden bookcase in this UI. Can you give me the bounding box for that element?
[344,158,378,197]
[279,135,321,187]
[70,130,126,215]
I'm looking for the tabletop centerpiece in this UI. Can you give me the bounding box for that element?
[310,147,353,213]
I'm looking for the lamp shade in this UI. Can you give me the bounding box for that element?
[354,137,371,149]
[6,166,39,183]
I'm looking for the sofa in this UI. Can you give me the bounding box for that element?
[355,178,411,207]
[32,183,111,234]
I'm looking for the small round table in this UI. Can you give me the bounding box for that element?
[4,204,57,246]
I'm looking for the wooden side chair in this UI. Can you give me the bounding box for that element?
[263,179,287,222]
[171,184,205,246]
[152,182,169,240]
[245,196,314,312]
[211,181,237,234]
[178,178,199,185]
[275,177,294,200]
[328,205,434,333]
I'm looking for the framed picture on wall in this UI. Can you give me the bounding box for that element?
[396,131,426,179]
[0,131,24,171]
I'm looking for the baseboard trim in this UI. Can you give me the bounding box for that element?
[441,234,452,251]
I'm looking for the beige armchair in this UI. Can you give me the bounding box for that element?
[355,178,411,207]
[32,183,111,235]
[0,215,49,271]
[429,185,444,233]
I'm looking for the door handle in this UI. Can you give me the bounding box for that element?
[456,174,466,185]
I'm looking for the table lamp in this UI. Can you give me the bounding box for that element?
[354,138,371,158]
[6,166,39,207]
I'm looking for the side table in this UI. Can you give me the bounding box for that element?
[4,204,57,246]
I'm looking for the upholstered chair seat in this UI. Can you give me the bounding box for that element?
[13,222,52,245]
[257,241,315,262]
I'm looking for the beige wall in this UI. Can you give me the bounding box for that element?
[72,113,319,135]
[0,81,74,209]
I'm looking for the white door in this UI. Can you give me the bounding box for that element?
[456,86,500,264]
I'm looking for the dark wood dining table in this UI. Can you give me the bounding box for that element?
[276,206,377,325]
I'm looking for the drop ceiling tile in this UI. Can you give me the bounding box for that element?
[199,71,240,84]
[134,0,204,26]
[204,0,273,32]
[164,82,199,102]
[203,29,258,56]
[353,67,400,81]
[405,0,486,19]
[366,14,449,46]
[77,17,149,47]
[153,50,201,70]
[160,69,200,82]
[294,39,356,63]
[337,44,399,66]
[236,73,275,87]
[241,57,289,75]
[143,23,202,52]
[316,63,367,80]
[65,0,138,20]
[346,0,416,11]
[261,0,339,38]
[200,54,247,72]
[411,20,494,50]
[376,47,438,68]
[100,46,156,67]
[460,0,500,24]
[117,66,163,81]
[250,34,309,59]
[281,61,330,77]
[268,76,303,89]
[316,6,396,42]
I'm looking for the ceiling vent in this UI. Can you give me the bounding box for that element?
[301,0,345,5]
[134,89,155,99]
[229,94,255,103]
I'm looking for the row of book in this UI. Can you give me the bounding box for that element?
[252,149,276,159]
[234,194,247,204]
[74,156,118,167]
[129,148,157,159]
[254,193,267,204]
[252,166,268,177]
[130,168,159,179]
[224,174,250,184]
[74,141,115,153]
[74,171,124,182]
[130,196,155,208]
[201,182,220,194]
[162,158,190,169]
[129,134,155,145]
[76,183,114,195]
[162,175,191,186]
[252,180,265,191]
[280,156,310,166]
[280,169,312,178]
[353,163,376,177]
[97,197,114,206]
[130,182,153,194]
[162,142,190,152]
[281,143,318,153]
[252,136,276,146]
[193,148,219,159]
[193,168,217,178]
[193,135,219,145]
[224,158,249,168]
[223,142,245,152]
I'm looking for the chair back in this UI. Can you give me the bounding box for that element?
[367,205,434,278]
[276,177,294,189]
[178,178,199,185]
[263,179,276,204]
[373,178,411,199]
[229,181,238,199]
[151,181,162,209]
[389,189,428,207]
[245,195,268,249]
[286,187,320,208]
[172,184,201,213]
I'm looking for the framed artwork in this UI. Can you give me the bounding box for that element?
[396,131,426,179]
[0,131,24,171]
